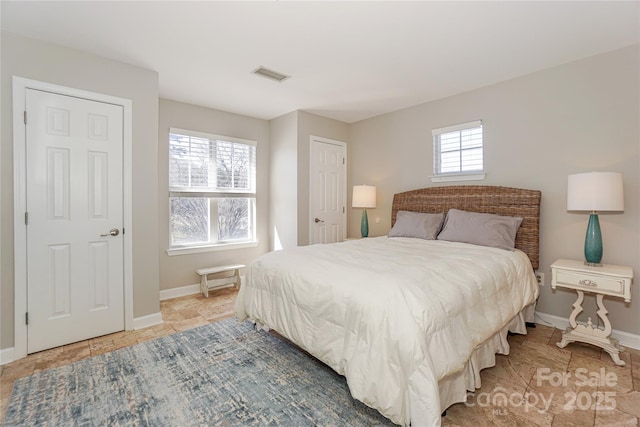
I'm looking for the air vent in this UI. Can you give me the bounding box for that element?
[251,66,290,83]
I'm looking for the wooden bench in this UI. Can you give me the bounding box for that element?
[196,264,244,297]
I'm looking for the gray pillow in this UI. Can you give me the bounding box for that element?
[388,211,445,240]
[436,209,523,251]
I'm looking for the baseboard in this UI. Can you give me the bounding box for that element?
[1,314,164,365]
[159,283,200,300]
[133,312,163,330]
[535,311,640,350]
[0,347,15,366]
[160,276,245,301]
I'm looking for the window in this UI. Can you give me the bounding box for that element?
[432,120,484,182]
[168,128,256,251]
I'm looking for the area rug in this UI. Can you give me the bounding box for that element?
[4,318,392,426]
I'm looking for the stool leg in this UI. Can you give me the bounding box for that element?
[201,275,208,298]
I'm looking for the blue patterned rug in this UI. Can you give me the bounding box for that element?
[4,318,392,426]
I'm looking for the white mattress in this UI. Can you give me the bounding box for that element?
[235,237,539,426]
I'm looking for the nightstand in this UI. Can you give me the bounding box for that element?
[551,258,633,366]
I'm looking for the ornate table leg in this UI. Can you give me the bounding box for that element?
[593,294,625,366]
[556,291,625,366]
[557,290,584,349]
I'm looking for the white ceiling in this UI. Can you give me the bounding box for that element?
[2,1,639,123]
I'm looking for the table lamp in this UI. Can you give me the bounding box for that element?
[567,172,624,266]
[352,185,376,238]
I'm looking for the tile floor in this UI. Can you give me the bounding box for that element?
[1,287,638,426]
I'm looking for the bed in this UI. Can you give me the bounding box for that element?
[235,185,541,426]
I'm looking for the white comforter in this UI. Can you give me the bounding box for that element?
[234,237,538,426]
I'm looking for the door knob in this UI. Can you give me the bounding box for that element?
[314,218,324,223]
[100,228,120,237]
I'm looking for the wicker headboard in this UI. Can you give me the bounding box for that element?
[391,185,541,270]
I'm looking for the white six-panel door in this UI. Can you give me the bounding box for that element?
[309,136,346,245]
[26,88,124,353]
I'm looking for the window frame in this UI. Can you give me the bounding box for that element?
[431,120,485,183]
[167,127,258,255]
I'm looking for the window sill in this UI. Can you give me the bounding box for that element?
[167,240,259,256]
[430,173,486,183]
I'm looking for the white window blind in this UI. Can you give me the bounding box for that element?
[432,120,483,176]
[168,128,256,249]
[169,128,256,194]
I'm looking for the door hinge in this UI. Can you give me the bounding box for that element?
[25,312,29,325]
[25,211,28,225]
[343,206,345,213]
[24,111,27,125]
[343,157,345,165]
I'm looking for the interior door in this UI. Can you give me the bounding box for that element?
[26,88,124,353]
[309,136,346,244]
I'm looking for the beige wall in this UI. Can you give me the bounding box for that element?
[268,110,349,249]
[269,111,299,250]
[1,32,160,349]
[2,32,637,351]
[349,45,640,335]
[158,99,270,290]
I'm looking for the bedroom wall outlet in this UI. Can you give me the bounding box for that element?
[535,271,544,286]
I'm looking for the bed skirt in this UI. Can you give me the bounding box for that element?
[254,301,537,425]
[436,302,536,414]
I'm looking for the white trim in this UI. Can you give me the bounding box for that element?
[160,274,245,301]
[430,173,486,183]
[432,120,482,136]
[12,77,134,360]
[167,240,258,256]
[122,91,134,332]
[309,136,348,244]
[0,347,16,366]
[160,283,201,300]
[169,127,257,147]
[133,312,163,330]
[535,311,640,350]
[12,78,27,359]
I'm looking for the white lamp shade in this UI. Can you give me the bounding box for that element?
[352,185,376,208]
[567,172,624,212]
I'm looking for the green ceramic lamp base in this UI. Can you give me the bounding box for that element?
[360,209,369,238]
[584,212,603,266]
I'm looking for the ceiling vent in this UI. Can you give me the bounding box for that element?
[251,66,290,83]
